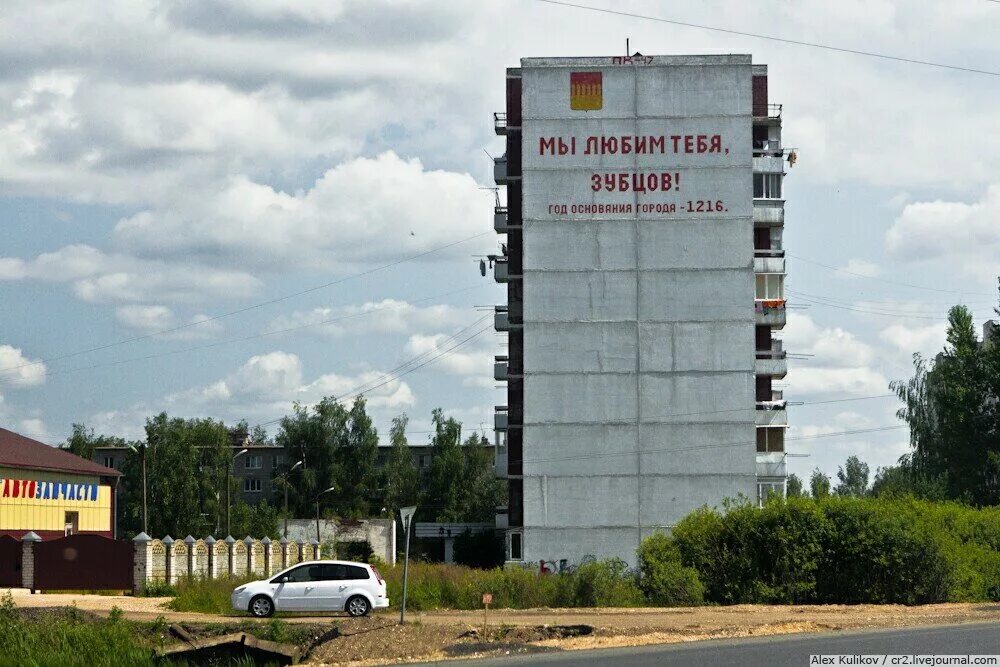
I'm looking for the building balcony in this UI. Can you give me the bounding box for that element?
[755,408,787,428]
[494,258,508,283]
[756,452,787,479]
[754,254,785,274]
[495,406,509,431]
[494,112,508,135]
[495,506,509,530]
[753,103,782,121]
[494,446,508,479]
[752,155,785,174]
[755,299,786,327]
[494,206,509,233]
[755,351,788,379]
[494,356,508,381]
[494,155,513,185]
[753,200,784,227]
[756,389,786,411]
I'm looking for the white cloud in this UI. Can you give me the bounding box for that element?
[885,185,1000,283]
[0,244,261,304]
[837,259,880,278]
[265,299,468,338]
[782,314,888,398]
[880,322,947,355]
[115,305,224,339]
[403,331,492,377]
[113,152,488,271]
[0,344,47,388]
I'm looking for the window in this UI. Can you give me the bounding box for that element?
[757,481,785,507]
[271,454,283,469]
[317,564,370,581]
[246,455,262,470]
[103,456,115,469]
[756,428,785,453]
[755,274,784,300]
[419,455,429,469]
[64,511,79,536]
[276,564,317,583]
[753,173,782,199]
[509,531,523,561]
[244,478,262,493]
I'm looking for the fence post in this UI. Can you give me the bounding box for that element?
[279,537,289,570]
[132,532,152,594]
[244,536,255,574]
[184,535,195,581]
[224,535,236,577]
[205,536,217,579]
[21,531,40,592]
[162,536,174,585]
[297,538,305,563]
[261,537,272,575]
[310,538,320,561]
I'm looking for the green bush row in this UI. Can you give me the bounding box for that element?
[671,496,1000,605]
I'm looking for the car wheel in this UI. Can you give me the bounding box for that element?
[346,595,371,617]
[249,595,274,618]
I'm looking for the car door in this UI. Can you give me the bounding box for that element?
[337,564,373,607]
[313,564,349,611]
[271,564,323,611]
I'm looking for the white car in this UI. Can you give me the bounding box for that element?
[231,560,389,618]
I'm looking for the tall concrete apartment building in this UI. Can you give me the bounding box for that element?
[490,54,789,566]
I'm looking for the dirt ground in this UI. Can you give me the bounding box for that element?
[7,589,1000,666]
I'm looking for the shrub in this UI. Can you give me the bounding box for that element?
[636,533,704,606]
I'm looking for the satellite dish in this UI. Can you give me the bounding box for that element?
[479,259,487,276]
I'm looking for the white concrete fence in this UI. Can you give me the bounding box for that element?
[132,533,321,594]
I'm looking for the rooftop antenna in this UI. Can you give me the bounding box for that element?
[626,38,629,57]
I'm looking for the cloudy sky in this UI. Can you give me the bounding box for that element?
[0,0,998,481]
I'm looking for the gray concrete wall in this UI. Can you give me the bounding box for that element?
[517,55,756,567]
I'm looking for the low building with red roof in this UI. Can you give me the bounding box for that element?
[0,427,121,539]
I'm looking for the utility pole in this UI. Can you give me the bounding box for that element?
[399,505,417,625]
[227,448,248,535]
[314,486,336,546]
[276,460,303,540]
[128,443,148,535]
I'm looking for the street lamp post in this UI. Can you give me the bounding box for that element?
[127,443,148,535]
[315,486,337,544]
[274,460,303,540]
[399,506,417,625]
[227,448,248,535]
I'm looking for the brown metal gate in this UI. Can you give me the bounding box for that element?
[0,536,21,587]
[33,534,133,591]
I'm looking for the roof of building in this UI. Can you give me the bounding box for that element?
[0,428,121,477]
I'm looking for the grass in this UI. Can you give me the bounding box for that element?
[0,595,156,667]
[165,574,255,615]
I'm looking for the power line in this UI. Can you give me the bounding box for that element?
[787,289,949,321]
[788,253,998,298]
[0,284,490,385]
[0,230,492,376]
[509,424,907,467]
[533,0,1000,77]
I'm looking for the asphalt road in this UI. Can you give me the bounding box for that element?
[412,622,1000,666]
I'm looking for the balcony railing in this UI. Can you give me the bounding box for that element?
[494,112,508,135]
[756,340,786,359]
[753,248,784,257]
[494,155,509,185]
[756,389,786,410]
[494,355,508,382]
[495,406,508,431]
[753,103,782,119]
[754,299,786,312]
[494,206,509,233]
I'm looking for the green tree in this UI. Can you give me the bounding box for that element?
[334,397,379,517]
[893,303,1000,504]
[869,456,947,500]
[809,468,831,499]
[65,423,126,461]
[382,414,420,512]
[422,409,505,522]
[835,456,870,497]
[786,473,805,498]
